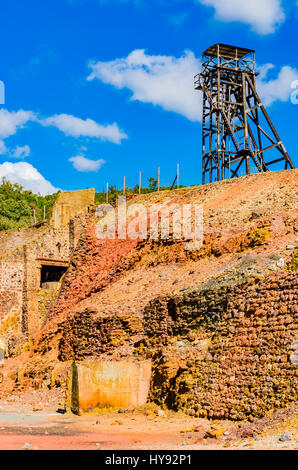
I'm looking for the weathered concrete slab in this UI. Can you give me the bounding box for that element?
[51,188,95,228]
[66,360,152,414]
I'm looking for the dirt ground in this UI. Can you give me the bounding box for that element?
[0,390,296,450]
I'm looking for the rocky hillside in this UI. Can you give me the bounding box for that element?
[46,168,297,322]
[1,169,297,420]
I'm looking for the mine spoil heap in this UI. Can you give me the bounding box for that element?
[0,170,297,421]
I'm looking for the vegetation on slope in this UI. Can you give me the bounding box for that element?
[0,179,59,231]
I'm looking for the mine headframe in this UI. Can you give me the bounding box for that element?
[194,43,295,184]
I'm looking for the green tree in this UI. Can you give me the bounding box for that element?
[0,178,59,231]
[148,176,157,191]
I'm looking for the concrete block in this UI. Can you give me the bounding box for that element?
[66,360,152,414]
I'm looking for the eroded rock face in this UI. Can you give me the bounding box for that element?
[144,272,297,420]
[46,227,140,322]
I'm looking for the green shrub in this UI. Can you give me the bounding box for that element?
[0,178,59,231]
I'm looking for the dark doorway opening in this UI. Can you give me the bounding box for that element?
[40,265,67,287]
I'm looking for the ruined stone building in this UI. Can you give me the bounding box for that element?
[0,189,95,355]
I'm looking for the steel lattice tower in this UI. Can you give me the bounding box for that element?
[194,44,294,184]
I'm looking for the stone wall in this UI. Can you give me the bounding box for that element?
[0,225,71,348]
[0,189,94,354]
[58,309,143,361]
[38,287,61,328]
[51,189,94,229]
[144,272,297,420]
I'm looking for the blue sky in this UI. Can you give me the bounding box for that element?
[0,0,297,194]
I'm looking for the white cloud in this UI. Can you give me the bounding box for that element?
[41,114,127,144]
[0,140,7,155]
[0,109,127,161]
[257,63,275,80]
[0,110,33,159]
[0,162,58,195]
[10,145,31,159]
[69,155,106,172]
[87,49,202,122]
[0,109,35,139]
[0,142,30,159]
[197,0,285,34]
[257,64,298,106]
